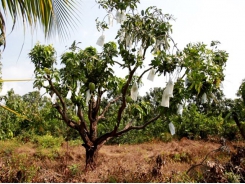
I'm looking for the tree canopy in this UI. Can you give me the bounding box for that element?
[28,0,229,170]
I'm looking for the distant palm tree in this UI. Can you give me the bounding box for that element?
[0,0,81,48]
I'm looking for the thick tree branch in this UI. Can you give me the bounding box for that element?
[95,114,161,145]
[95,87,104,115]
[77,104,88,132]
[47,75,67,113]
[116,66,137,129]
[114,114,161,137]
[88,96,95,122]
[98,96,121,120]
[232,112,245,140]
[54,104,79,129]
[137,67,153,84]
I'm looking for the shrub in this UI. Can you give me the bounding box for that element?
[32,134,64,149]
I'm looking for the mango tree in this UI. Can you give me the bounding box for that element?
[29,0,228,170]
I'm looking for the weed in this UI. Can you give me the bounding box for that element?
[170,152,191,163]
[160,132,172,142]
[225,172,240,183]
[0,139,19,155]
[68,164,79,176]
[68,139,82,147]
[169,172,196,183]
[108,175,117,183]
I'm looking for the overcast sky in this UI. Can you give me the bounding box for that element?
[1,0,245,99]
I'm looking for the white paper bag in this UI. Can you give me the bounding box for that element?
[108,13,113,27]
[115,10,126,24]
[126,34,132,48]
[75,105,78,114]
[147,68,156,82]
[165,78,174,98]
[177,104,183,116]
[51,93,57,104]
[120,10,126,23]
[75,82,80,96]
[86,90,91,104]
[115,10,121,24]
[43,81,49,87]
[161,92,169,107]
[66,90,72,99]
[96,34,105,46]
[137,46,143,57]
[169,122,175,135]
[120,31,125,42]
[185,78,189,88]
[131,82,138,101]
[201,93,207,104]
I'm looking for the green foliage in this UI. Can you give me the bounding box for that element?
[173,104,224,139]
[0,60,2,91]
[224,172,241,183]
[68,164,80,176]
[0,139,19,154]
[108,119,170,144]
[29,42,56,70]
[98,0,139,11]
[0,89,69,140]
[25,0,232,155]
[68,139,82,147]
[160,132,173,142]
[222,121,239,140]
[32,134,64,149]
[237,79,245,106]
[182,42,228,102]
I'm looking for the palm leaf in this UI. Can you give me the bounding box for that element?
[0,11,6,48]
[47,0,81,40]
[0,0,81,48]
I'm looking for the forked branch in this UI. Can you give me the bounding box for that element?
[114,114,161,137]
[98,96,121,120]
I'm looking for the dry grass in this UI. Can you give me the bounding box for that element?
[0,138,244,182]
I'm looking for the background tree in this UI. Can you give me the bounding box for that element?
[0,89,68,140]
[230,80,245,139]
[29,0,228,170]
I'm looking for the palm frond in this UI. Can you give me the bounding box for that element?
[48,0,81,40]
[0,11,6,48]
[0,0,82,48]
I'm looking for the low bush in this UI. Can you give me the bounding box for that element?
[32,134,64,149]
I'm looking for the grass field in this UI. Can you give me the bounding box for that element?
[0,137,244,182]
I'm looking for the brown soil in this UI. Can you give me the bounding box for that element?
[0,138,244,182]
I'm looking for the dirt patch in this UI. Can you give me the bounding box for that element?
[0,139,244,182]
[15,143,36,155]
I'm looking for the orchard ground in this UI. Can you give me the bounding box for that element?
[0,137,244,182]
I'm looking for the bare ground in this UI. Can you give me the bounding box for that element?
[0,138,244,182]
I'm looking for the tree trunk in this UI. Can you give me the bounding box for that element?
[82,144,99,170]
[232,112,245,140]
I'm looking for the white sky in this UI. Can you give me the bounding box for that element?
[1,0,245,99]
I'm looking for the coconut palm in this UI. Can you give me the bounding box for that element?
[0,0,81,48]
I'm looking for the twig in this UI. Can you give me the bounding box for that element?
[186,143,228,175]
